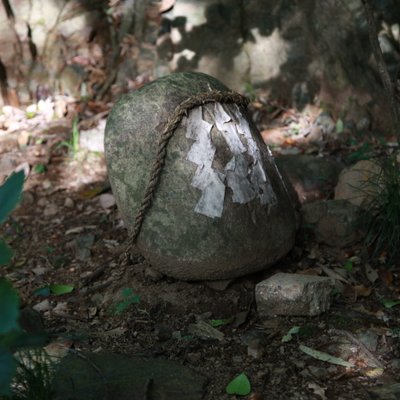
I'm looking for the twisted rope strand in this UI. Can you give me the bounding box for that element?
[120,90,249,266]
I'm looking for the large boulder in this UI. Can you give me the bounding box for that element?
[105,72,297,280]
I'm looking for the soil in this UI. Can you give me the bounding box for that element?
[2,101,400,400]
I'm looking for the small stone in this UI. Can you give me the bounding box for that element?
[79,119,106,152]
[17,130,30,146]
[188,320,224,340]
[37,198,48,207]
[64,197,75,208]
[99,193,116,209]
[21,191,35,206]
[43,203,59,217]
[33,299,52,312]
[144,266,164,281]
[32,266,47,275]
[301,200,362,248]
[335,160,382,208]
[308,365,329,379]
[42,180,52,190]
[255,273,335,317]
[186,352,201,364]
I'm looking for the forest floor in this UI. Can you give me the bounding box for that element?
[1,94,400,400]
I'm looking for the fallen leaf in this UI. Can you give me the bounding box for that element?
[365,264,378,283]
[226,372,251,396]
[381,299,400,309]
[282,326,300,343]
[354,285,372,297]
[379,270,393,286]
[50,284,74,295]
[365,368,384,377]
[299,344,356,368]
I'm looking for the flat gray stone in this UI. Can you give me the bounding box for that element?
[255,273,335,317]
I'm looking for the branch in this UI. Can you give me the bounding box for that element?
[362,0,400,136]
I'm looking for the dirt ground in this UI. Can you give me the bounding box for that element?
[1,101,400,400]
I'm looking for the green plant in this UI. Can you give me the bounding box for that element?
[0,172,50,398]
[0,171,24,266]
[58,117,80,158]
[109,288,140,315]
[8,349,55,400]
[361,155,400,263]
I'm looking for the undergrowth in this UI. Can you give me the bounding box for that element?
[361,155,400,263]
[6,349,56,400]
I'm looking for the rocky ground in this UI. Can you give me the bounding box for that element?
[1,94,400,400]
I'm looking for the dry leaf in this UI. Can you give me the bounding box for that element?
[354,285,372,297]
[379,270,393,286]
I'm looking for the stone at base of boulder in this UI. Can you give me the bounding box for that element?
[301,199,363,248]
[255,273,335,317]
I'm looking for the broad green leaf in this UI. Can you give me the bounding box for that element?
[299,344,355,368]
[208,317,234,328]
[34,284,74,296]
[226,372,251,396]
[0,348,17,395]
[0,239,13,266]
[343,260,353,272]
[0,170,25,224]
[382,299,400,309]
[33,286,51,297]
[282,326,300,343]
[0,279,20,334]
[50,284,74,295]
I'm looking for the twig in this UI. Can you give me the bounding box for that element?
[362,0,400,137]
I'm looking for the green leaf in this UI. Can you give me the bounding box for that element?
[0,239,13,266]
[226,373,251,396]
[282,326,300,343]
[121,287,134,297]
[34,284,74,296]
[335,118,344,134]
[382,299,400,309]
[343,260,353,272]
[0,279,20,334]
[299,344,355,368]
[0,170,25,224]
[33,286,51,297]
[110,288,140,315]
[34,163,46,174]
[0,347,17,395]
[50,284,74,295]
[208,317,234,328]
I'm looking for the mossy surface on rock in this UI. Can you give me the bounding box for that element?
[105,72,297,280]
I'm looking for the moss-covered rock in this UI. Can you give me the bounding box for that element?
[105,72,297,280]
